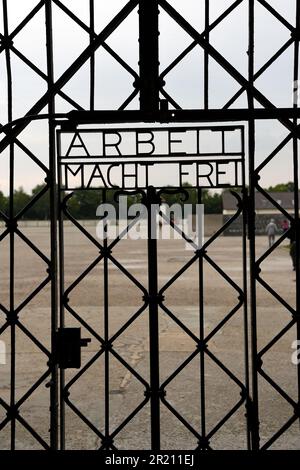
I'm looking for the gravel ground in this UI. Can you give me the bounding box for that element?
[0,224,299,450]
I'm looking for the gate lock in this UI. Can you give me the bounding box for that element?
[56,328,91,369]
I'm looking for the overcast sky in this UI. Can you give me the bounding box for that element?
[0,0,299,193]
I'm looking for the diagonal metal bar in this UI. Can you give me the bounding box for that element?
[256,230,293,267]
[14,228,51,266]
[257,0,295,32]
[0,397,9,412]
[109,303,148,344]
[159,253,198,296]
[15,276,51,316]
[161,41,198,81]
[0,322,9,334]
[0,0,139,153]
[159,87,182,109]
[254,124,297,172]
[0,228,9,243]
[108,397,150,441]
[15,369,51,410]
[0,303,9,316]
[202,194,243,251]
[0,416,10,432]
[207,395,246,440]
[159,303,200,344]
[160,348,199,390]
[205,348,247,391]
[63,192,149,269]
[64,254,104,299]
[64,348,104,392]
[118,87,140,111]
[255,185,295,221]
[15,412,50,449]
[0,207,8,221]
[204,253,244,296]
[14,184,50,222]
[160,0,245,80]
[10,46,84,111]
[223,37,295,109]
[0,0,46,54]
[109,347,150,389]
[0,118,49,174]
[64,303,105,344]
[15,320,51,357]
[256,275,296,316]
[106,399,150,443]
[62,396,109,446]
[205,301,244,344]
[12,138,49,174]
[258,319,297,359]
[161,396,202,441]
[159,211,198,250]
[107,253,148,295]
[62,198,104,251]
[52,0,139,80]
[158,0,300,139]
[260,414,298,450]
[259,368,297,409]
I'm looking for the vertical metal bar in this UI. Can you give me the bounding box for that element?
[103,188,110,448]
[248,0,260,450]
[204,0,209,110]
[2,0,15,450]
[293,0,300,429]
[89,0,95,111]
[197,187,206,448]
[139,0,160,112]
[147,186,160,450]
[45,0,59,450]
[57,142,65,450]
[241,129,251,449]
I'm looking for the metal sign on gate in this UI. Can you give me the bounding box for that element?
[57,126,245,190]
[56,122,248,451]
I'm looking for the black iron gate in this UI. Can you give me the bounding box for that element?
[0,0,300,451]
[56,123,249,450]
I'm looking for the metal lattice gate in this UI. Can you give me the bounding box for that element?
[0,0,300,451]
[56,124,248,450]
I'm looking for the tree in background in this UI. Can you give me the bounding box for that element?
[66,190,103,219]
[160,184,222,214]
[0,190,7,215]
[26,184,50,220]
[12,187,31,217]
[7,182,296,219]
[202,190,222,214]
[267,182,294,192]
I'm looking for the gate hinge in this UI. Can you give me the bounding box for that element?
[56,328,91,369]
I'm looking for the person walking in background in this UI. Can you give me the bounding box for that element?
[266,218,277,248]
[281,219,289,234]
[287,226,297,271]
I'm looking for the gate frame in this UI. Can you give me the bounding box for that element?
[0,0,300,451]
[56,123,249,450]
